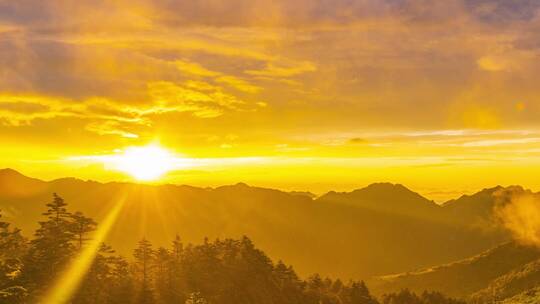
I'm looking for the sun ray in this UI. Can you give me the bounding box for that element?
[150,187,176,243]
[41,194,128,304]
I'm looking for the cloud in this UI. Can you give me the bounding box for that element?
[215,76,261,93]
[85,120,139,139]
[0,82,265,138]
[494,189,540,247]
[174,60,220,77]
[348,138,368,144]
[0,94,149,139]
[461,138,540,147]
[83,98,144,123]
[0,94,69,126]
[465,0,540,25]
[183,80,221,92]
[147,81,250,118]
[477,56,509,71]
[246,61,316,78]
[0,101,49,114]
[1,0,540,147]
[174,59,262,93]
[148,0,497,29]
[477,50,536,72]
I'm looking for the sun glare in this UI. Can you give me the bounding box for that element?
[113,145,176,181]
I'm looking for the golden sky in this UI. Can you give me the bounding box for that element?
[2,0,540,200]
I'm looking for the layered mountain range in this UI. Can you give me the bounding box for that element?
[0,168,524,283]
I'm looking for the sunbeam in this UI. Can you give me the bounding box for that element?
[41,195,127,304]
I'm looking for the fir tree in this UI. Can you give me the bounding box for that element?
[133,238,155,304]
[71,211,97,249]
[22,194,75,294]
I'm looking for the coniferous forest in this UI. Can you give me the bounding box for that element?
[0,193,465,304]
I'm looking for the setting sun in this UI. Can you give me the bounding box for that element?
[111,145,176,181]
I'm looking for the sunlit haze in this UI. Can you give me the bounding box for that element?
[1,1,540,200]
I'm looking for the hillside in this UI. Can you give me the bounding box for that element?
[498,287,540,304]
[470,258,540,303]
[0,169,510,279]
[370,242,540,298]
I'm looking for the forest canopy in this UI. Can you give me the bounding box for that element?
[0,194,464,304]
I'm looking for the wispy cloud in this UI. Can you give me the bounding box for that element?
[2,0,540,192]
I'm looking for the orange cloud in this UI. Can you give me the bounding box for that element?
[246,61,317,78]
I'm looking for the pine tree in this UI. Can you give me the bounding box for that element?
[133,238,155,304]
[345,281,378,304]
[273,261,303,303]
[154,247,170,304]
[382,289,421,304]
[71,212,96,249]
[171,234,183,262]
[22,193,76,294]
[72,243,116,304]
[0,212,27,304]
[43,193,71,226]
[165,235,186,303]
[107,255,135,304]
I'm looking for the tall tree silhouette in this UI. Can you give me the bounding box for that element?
[72,243,116,303]
[0,211,27,304]
[22,193,75,294]
[106,255,135,304]
[134,238,155,304]
[154,247,170,304]
[71,212,96,249]
[163,235,185,303]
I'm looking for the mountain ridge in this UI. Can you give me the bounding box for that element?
[2,167,530,204]
[0,168,516,279]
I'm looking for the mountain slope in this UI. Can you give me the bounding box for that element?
[0,169,509,279]
[371,242,540,298]
[470,258,540,303]
[498,287,540,304]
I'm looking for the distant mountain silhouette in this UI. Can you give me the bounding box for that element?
[371,242,540,298]
[318,182,440,219]
[0,168,46,197]
[442,186,530,227]
[0,169,515,279]
[288,191,317,199]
